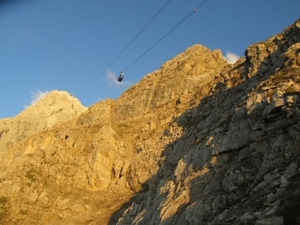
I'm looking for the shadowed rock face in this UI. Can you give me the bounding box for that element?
[0,20,300,225]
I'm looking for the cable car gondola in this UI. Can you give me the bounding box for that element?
[118,71,124,82]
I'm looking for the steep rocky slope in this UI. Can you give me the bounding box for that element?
[113,19,300,225]
[0,20,300,225]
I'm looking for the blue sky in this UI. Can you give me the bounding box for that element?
[0,0,299,118]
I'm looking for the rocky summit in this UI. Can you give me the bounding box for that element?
[0,20,300,225]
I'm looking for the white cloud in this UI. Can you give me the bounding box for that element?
[224,51,240,64]
[24,90,49,108]
[106,69,130,87]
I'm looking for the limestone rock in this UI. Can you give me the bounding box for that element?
[113,19,300,225]
[0,20,300,225]
[0,90,87,150]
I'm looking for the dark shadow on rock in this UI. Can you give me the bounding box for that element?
[108,20,300,225]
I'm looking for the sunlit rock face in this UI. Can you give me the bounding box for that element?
[0,20,300,225]
[0,90,87,150]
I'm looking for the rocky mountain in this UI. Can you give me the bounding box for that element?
[0,90,87,150]
[0,19,300,225]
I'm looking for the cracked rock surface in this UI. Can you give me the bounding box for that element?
[0,20,300,225]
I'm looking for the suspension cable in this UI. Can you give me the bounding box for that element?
[79,0,172,97]
[122,0,210,72]
[82,0,211,99]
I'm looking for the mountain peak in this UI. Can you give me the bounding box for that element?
[112,44,228,124]
[19,90,87,127]
[26,90,84,110]
[0,90,86,150]
[0,20,300,225]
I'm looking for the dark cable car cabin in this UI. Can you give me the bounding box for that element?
[118,71,124,82]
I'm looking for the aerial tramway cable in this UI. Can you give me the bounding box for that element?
[122,0,210,72]
[80,0,172,97]
[83,0,211,98]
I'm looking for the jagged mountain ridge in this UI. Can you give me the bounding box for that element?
[0,20,300,224]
